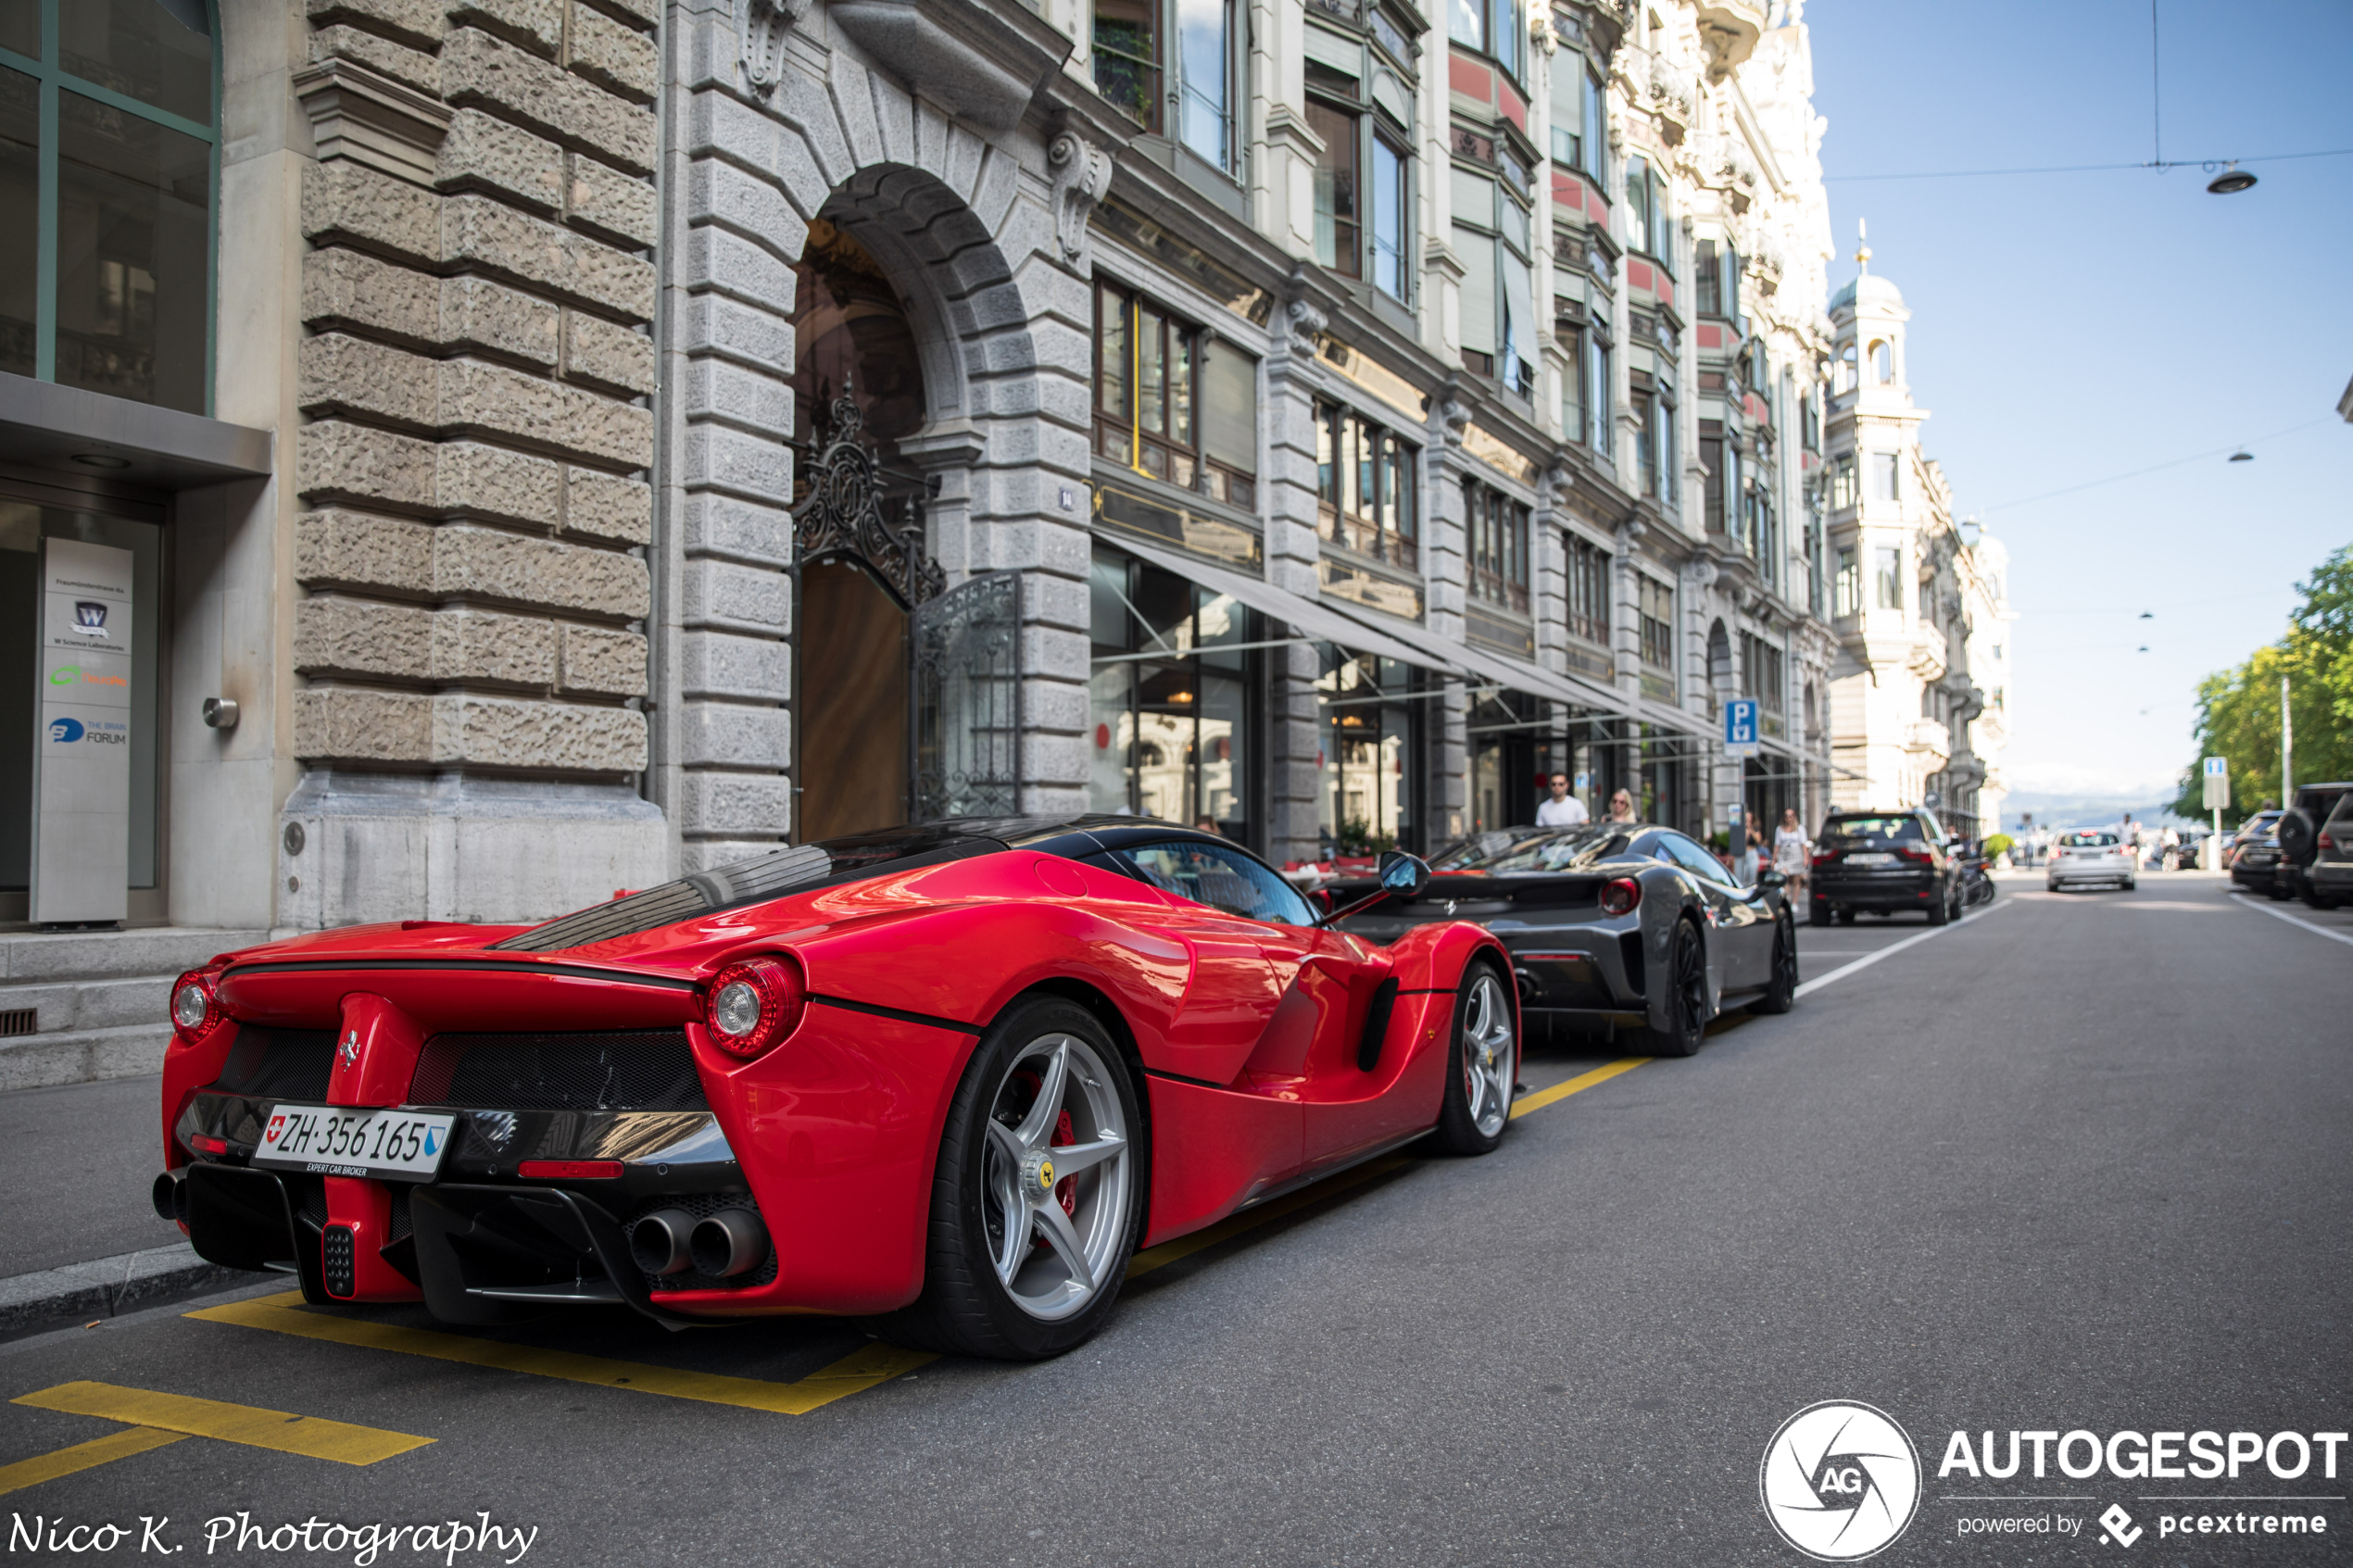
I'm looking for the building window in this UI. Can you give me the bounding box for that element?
[1634,385,1675,503]
[1833,343,1856,395]
[1567,533,1610,646]
[1694,239,1740,319]
[1701,433,1724,533]
[1830,454,1856,509]
[1094,280,1256,508]
[1638,575,1676,675]
[1586,329,1611,458]
[1449,0,1523,79]
[1453,166,1535,398]
[1096,1,1236,171]
[1316,403,1418,570]
[1465,479,1529,613]
[1740,632,1784,713]
[1872,451,1900,502]
[1093,1,1159,129]
[1833,546,1859,617]
[0,4,218,413]
[1800,392,1818,452]
[1874,546,1902,610]
[1559,325,1584,445]
[1318,649,1423,854]
[1549,55,1604,178]
[1623,156,1672,274]
[1370,132,1408,300]
[1869,338,1894,383]
[1090,546,1261,844]
[1308,98,1360,279]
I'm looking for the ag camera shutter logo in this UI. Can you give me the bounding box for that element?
[1760,1400,1922,1561]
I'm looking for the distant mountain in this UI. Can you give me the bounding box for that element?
[1996,791,2215,834]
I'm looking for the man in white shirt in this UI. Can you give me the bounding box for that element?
[1535,772,1589,827]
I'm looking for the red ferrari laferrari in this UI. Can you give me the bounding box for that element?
[157,818,1517,1359]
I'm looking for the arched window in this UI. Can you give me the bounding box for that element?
[791,219,924,473]
[1832,344,1856,395]
[0,0,218,414]
[1869,339,1894,384]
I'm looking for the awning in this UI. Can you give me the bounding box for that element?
[1101,533,1457,676]
[1319,597,1632,716]
[0,371,272,489]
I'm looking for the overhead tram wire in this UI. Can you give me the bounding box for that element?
[1976,417,2334,517]
[1823,146,2353,183]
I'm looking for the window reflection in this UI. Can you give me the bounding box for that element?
[55,91,208,412]
[60,0,213,126]
[1316,649,1419,855]
[1089,546,1259,846]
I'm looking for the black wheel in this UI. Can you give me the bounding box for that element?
[1752,916,1797,1015]
[1428,961,1516,1156]
[1927,885,1950,925]
[1638,918,1707,1057]
[1835,908,1856,926]
[2267,879,2292,901]
[1808,899,1832,928]
[865,997,1142,1361]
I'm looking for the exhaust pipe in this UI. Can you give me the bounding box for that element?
[152,1171,188,1224]
[627,1208,696,1276]
[688,1209,769,1279]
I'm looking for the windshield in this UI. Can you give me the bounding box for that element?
[1428,826,1632,872]
[1822,816,1923,844]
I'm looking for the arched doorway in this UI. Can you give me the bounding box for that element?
[790,220,926,844]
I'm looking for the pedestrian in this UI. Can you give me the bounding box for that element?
[1606,788,1638,823]
[1772,808,1811,902]
[2160,823,2180,871]
[1535,772,1589,827]
[1193,814,1222,837]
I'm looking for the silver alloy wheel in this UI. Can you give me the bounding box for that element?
[1460,970,1516,1137]
[980,1034,1132,1323]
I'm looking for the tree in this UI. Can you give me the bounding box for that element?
[2171,545,2353,822]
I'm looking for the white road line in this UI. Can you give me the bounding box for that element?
[1792,899,2010,999]
[2227,891,2353,948]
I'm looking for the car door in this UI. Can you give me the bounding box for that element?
[1658,831,1769,989]
[1101,838,1401,1171]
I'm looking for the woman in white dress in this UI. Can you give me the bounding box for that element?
[1772,809,1812,905]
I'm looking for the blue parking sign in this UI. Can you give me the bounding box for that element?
[1725,698,1760,758]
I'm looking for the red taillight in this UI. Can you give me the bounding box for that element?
[1810,852,1836,868]
[1895,847,1933,864]
[518,1160,623,1180]
[2322,834,2336,851]
[169,969,221,1044]
[189,1134,229,1157]
[1598,877,1642,917]
[702,955,808,1060]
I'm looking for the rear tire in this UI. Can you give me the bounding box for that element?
[1638,919,1707,1057]
[1428,961,1516,1156]
[863,997,1142,1361]
[1808,900,1831,928]
[1752,916,1797,1015]
[1927,886,1950,925]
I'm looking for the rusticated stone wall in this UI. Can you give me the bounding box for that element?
[290,0,661,779]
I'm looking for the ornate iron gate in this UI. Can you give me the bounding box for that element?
[912,572,1022,821]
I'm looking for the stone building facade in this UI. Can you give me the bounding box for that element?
[0,0,1878,1083]
[1819,251,2010,837]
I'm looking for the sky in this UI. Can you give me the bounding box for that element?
[1802,0,2353,807]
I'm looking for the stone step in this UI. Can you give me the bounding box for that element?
[0,973,173,1035]
[0,1023,170,1094]
[0,928,272,986]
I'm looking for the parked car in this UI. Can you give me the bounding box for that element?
[2229,814,2288,897]
[2224,809,2282,871]
[1809,810,1967,925]
[2306,794,2353,910]
[2273,782,2353,905]
[2046,831,2135,893]
[1328,822,1796,1058]
[155,817,1516,1361]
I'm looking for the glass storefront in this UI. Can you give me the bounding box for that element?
[1467,688,1539,833]
[1088,544,1260,845]
[1315,647,1421,855]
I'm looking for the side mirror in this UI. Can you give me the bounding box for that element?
[1376,848,1430,899]
[1755,868,1787,890]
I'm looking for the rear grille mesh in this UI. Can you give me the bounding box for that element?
[408,1030,708,1112]
[211,1028,337,1101]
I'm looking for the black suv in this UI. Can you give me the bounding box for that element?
[2307,794,2353,910]
[2274,782,2353,906]
[1810,809,1966,926]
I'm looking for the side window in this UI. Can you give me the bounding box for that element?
[1115,840,1316,927]
[1661,833,1734,888]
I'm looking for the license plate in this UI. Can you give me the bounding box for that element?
[253,1104,456,1180]
[1845,851,1895,865]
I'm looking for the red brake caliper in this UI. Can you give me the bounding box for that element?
[1051,1109,1076,1219]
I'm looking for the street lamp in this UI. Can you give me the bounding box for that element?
[2207,164,2257,194]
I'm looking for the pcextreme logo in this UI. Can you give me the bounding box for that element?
[1760,1400,1923,1561]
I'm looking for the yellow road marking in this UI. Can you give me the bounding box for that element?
[12,1382,431,1465]
[1511,1054,1652,1119]
[186,1297,935,1415]
[0,1425,188,1498]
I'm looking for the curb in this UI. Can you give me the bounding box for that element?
[0,1243,261,1339]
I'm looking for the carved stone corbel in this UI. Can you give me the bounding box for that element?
[1047,122,1115,264]
[1433,374,1473,445]
[741,0,812,101]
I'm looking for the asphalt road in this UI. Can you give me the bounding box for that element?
[3,872,2347,1566]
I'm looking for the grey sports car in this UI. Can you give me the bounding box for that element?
[1331,823,1799,1054]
